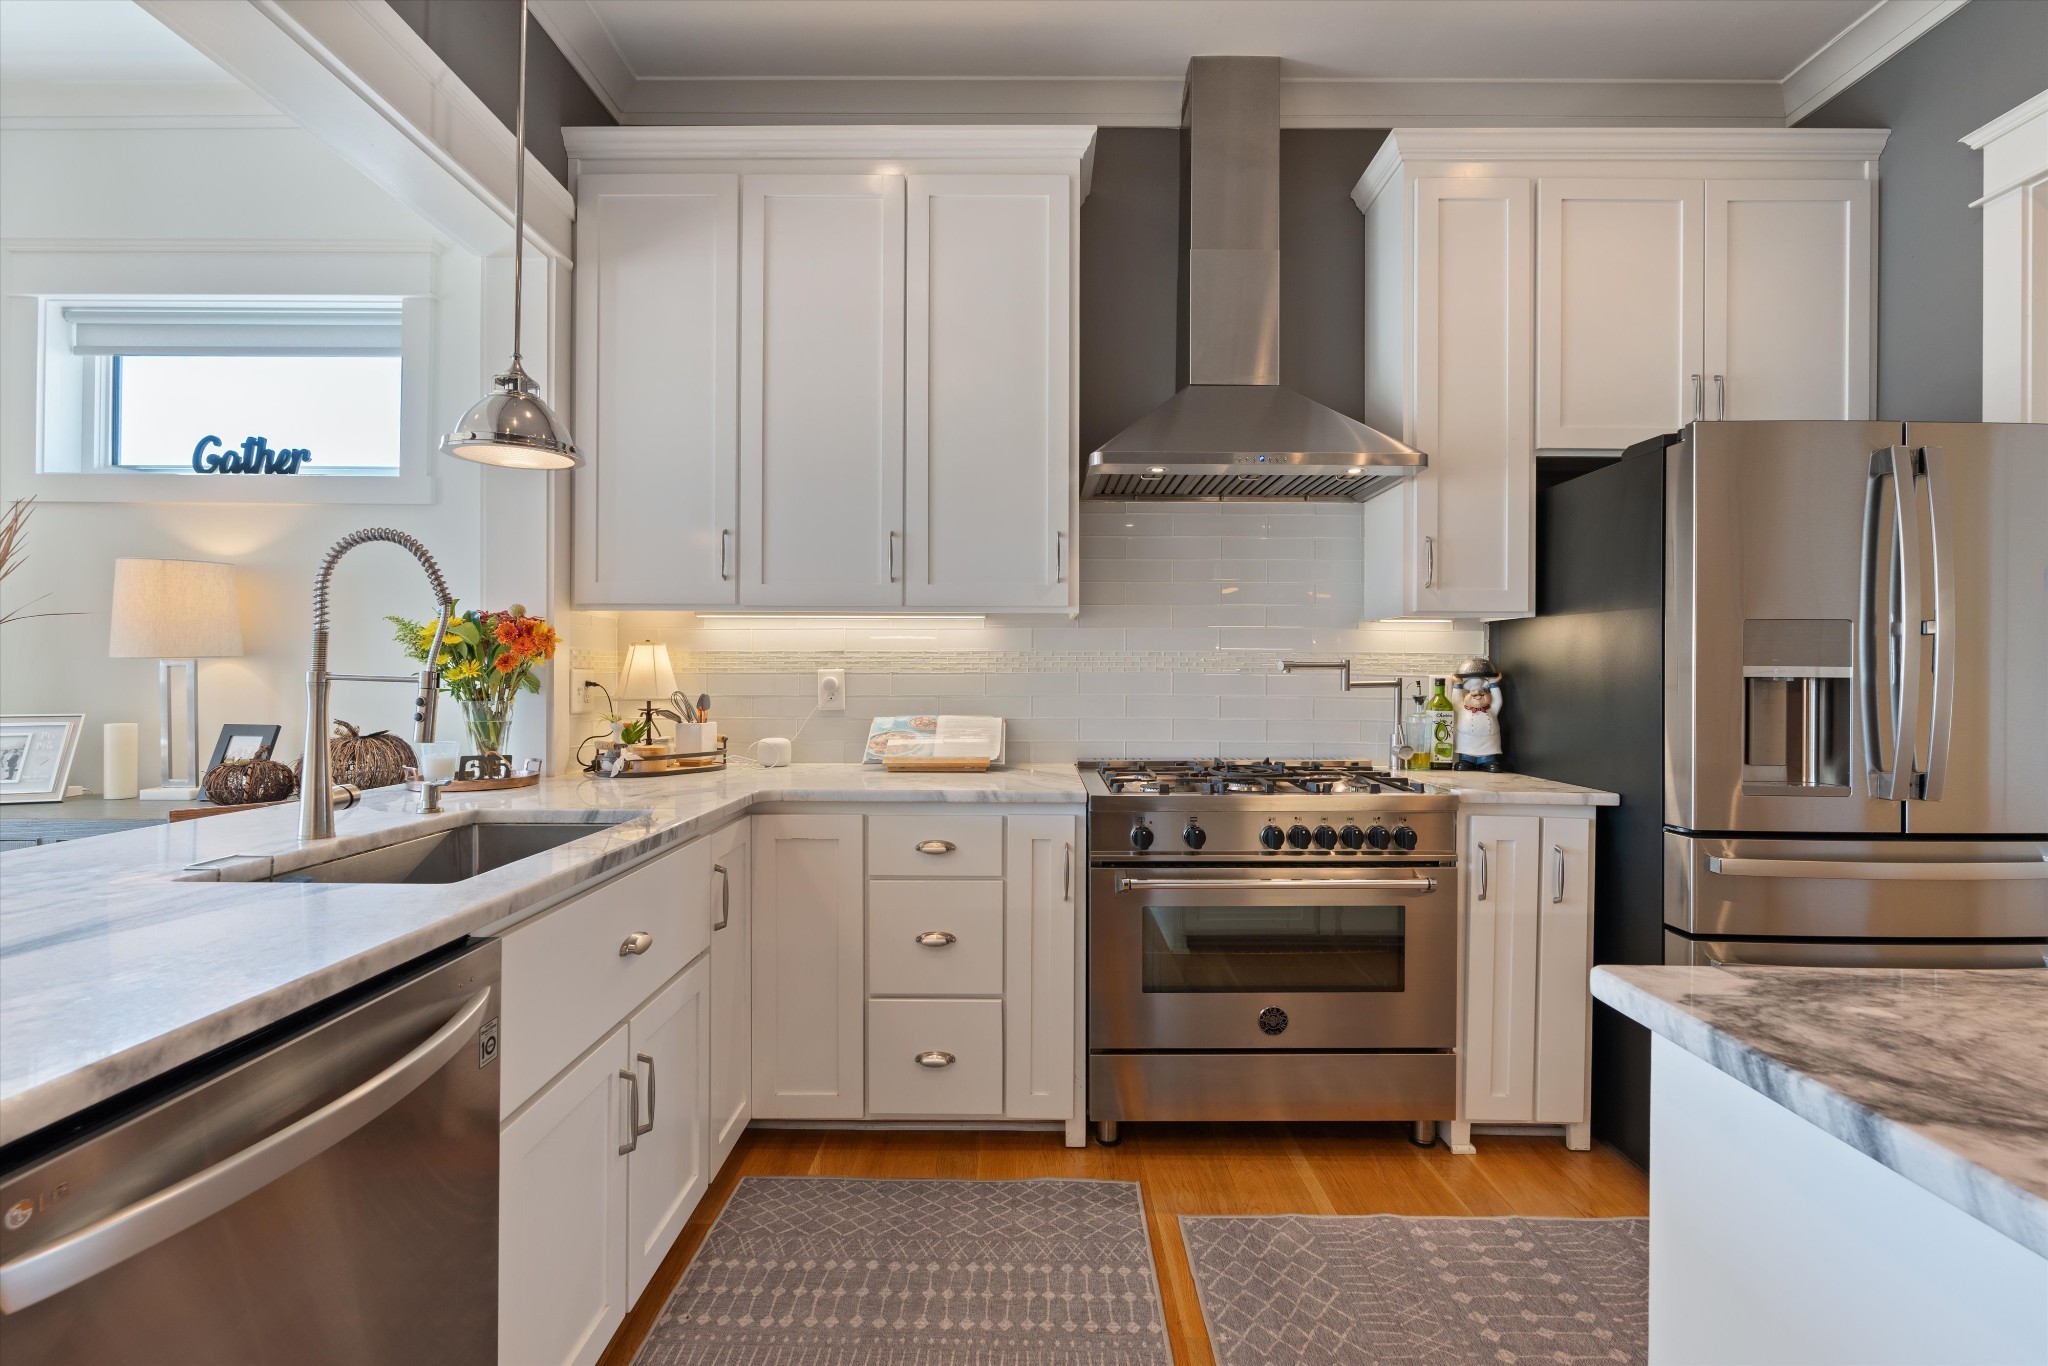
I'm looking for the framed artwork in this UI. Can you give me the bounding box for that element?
[0,714,84,804]
[206,723,282,773]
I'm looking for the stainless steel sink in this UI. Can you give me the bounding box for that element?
[270,821,620,885]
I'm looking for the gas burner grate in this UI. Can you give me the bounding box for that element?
[1092,757,1428,796]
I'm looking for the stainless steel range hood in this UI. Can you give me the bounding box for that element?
[1084,57,1424,503]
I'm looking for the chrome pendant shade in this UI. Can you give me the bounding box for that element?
[441,0,578,471]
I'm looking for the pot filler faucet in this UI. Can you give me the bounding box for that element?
[300,528,455,840]
[1278,660,1403,694]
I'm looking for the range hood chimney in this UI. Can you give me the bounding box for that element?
[1084,57,1425,502]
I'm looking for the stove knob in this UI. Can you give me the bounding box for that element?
[1365,824,1392,850]
[1130,823,1155,851]
[1312,824,1338,850]
[1339,824,1366,850]
[1287,824,1313,850]
[1182,821,1208,850]
[1259,824,1286,851]
[1393,825,1419,851]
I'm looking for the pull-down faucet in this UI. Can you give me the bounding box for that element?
[300,528,456,839]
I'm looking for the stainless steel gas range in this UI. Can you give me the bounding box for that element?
[1081,760,1459,1144]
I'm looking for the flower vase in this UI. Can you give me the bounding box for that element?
[459,689,517,759]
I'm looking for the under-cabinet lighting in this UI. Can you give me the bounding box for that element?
[693,614,987,624]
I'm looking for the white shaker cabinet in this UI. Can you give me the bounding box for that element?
[707,819,751,1172]
[571,173,738,607]
[1003,814,1080,1125]
[623,958,711,1305]
[750,814,866,1118]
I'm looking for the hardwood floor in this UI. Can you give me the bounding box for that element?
[597,1123,1648,1366]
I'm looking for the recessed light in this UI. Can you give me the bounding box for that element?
[1344,468,1365,476]
[1148,467,1166,475]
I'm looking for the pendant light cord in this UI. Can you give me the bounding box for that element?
[510,0,528,372]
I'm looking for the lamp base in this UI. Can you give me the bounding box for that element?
[140,784,202,801]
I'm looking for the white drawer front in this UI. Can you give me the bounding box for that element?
[500,839,711,1116]
[867,814,1002,878]
[866,999,1003,1116]
[869,880,1003,997]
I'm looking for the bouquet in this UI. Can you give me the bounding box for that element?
[388,604,557,756]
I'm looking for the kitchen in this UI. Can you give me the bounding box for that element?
[0,1,2043,1363]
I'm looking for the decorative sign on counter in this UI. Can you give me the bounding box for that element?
[190,435,312,474]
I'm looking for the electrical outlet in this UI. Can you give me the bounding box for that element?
[817,669,846,713]
[571,669,612,715]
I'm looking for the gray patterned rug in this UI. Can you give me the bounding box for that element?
[1181,1214,1648,1365]
[632,1176,1172,1364]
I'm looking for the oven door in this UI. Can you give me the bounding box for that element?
[1089,862,1458,1051]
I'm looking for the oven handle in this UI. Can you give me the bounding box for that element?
[1114,876,1438,893]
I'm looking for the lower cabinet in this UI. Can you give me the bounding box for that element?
[625,959,711,1304]
[1460,809,1595,1147]
[708,819,752,1171]
[750,815,866,1118]
[867,998,1004,1116]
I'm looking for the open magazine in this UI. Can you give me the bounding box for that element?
[862,715,1006,765]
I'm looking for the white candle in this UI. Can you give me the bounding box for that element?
[103,723,140,800]
[416,740,461,781]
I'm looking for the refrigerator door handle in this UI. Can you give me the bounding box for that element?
[1706,854,2048,881]
[1859,446,1923,800]
[1920,445,1954,802]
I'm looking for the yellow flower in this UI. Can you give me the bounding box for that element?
[444,659,483,682]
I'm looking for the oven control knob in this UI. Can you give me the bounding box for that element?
[1130,823,1155,851]
[1182,821,1207,850]
[1339,824,1366,850]
[1286,824,1312,849]
[1259,824,1286,851]
[1312,824,1338,850]
[1258,1007,1289,1036]
[1393,825,1419,851]
[1365,824,1392,850]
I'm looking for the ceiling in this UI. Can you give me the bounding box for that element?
[0,0,232,84]
[532,0,1961,126]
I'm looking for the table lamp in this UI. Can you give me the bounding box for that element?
[617,639,677,745]
[108,558,243,799]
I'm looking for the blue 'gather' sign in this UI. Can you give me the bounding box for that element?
[191,435,312,474]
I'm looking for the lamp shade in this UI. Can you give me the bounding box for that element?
[441,367,579,471]
[618,640,677,700]
[108,558,243,659]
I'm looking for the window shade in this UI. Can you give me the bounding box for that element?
[63,304,402,357]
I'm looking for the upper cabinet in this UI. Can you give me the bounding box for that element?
[1355,129,1887,621]
[565,129,1094,614]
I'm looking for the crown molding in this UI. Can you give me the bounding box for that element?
[1780,0,1967,124]
[1373,126,1891,164]
[1963,90,2048,151]
[564,123,1097,162]
[0,81,291,128]
[529,0,632,125]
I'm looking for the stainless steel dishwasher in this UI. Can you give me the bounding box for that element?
[0,938,500,1364]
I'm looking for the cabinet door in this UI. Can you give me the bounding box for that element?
[1536,178,1704,449]
[740,174,905,607]
[905,174,1073,610]
[500,1025,627,1366]
[750,815,866,1118]
[1704,179,1873,421]
[1462,814,1542,1123]
[708,820,750,1172]
[625,958,711,1305]
[1533,816,1594,1124]
[1411,176,1535,617]
[1004,814,1077,1120]
[573,173,738,607]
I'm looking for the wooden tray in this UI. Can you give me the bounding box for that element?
[882,756,993,772]
[605,741,728,777]
[170,799,292,822]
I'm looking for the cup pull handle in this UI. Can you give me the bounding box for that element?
[914,839,956,855]
[916,1051,955,1069]
[915,931,957,947]
[619,931,654,957]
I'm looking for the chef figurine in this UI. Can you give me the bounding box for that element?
[1451,656,1507,773]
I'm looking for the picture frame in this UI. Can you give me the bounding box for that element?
[206,723,282,774]
[0,714,84,804]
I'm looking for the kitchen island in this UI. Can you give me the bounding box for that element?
[1594,964,2048,1365]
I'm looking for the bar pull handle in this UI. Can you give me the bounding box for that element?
[1690,373,1703,422]
[1423,535,1436,589]
[0,987,492,1314]
[1714,374,1727,420]
[635,1052,656,1135]
[1551,844,1565,904]
[1064,842,1074,902]
[1055,530,1069,584]
[887,529,901,583]
[914,931,957,947]
[1475,842,1489,900]
[618,1067,642,1154]
[914,839,956,855]
[1706,855,2047,881]
[719,528,734,581]
[619,931,654,957]
[1859,447,1923,799]
[1116,876,1438,893]
[1920,445,1954,802]
[916,1051,956,1068]
[712,864,730,931]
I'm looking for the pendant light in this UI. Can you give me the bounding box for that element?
[441,0,579,470]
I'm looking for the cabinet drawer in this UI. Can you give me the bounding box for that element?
[868,881,1003,996]
[866,999,1003,1116]
[867,814,1002,878]
[500,840,711,1116]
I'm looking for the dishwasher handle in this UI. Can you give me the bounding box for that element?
[0,986,493,1315]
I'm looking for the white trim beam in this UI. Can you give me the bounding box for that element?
[1780,0,1968,124]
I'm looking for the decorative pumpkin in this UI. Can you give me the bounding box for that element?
[204,758,296,807]
[294,719,415,790]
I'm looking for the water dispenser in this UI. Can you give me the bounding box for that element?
[1741,619,1851,793]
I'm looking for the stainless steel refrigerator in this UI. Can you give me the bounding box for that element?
[1494,421,2048,1166]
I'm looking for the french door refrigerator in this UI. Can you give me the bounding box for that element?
[1494,421,2048,1167]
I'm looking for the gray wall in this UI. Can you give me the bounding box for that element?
[386,0,615,185]
[1078,127,1389,453]
[1799,0,2048,420]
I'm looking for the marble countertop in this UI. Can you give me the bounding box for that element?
[1411,771,1617,805]
[1593,964,2048,1258]
[0,762,1085,1147]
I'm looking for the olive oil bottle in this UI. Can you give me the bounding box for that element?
[1426,676,1456,768]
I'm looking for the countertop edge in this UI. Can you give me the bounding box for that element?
[1591,967,2048,1260]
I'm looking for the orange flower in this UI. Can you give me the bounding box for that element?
[494,653,519,674]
